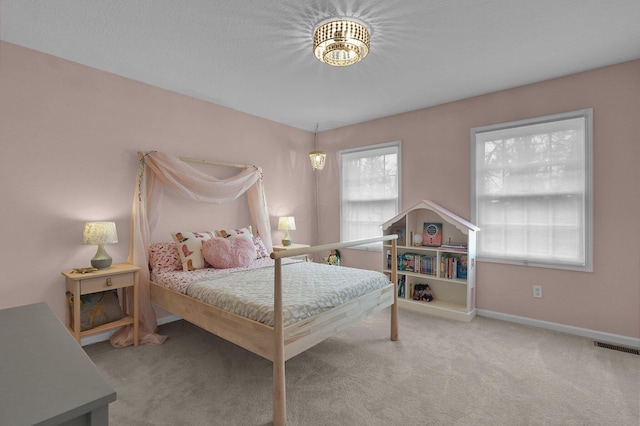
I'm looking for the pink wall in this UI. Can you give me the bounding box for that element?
[317,59,640,340]
[0,41,316,322]
[2,40,639,341]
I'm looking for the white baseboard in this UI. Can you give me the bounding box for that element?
[82,309,639,350]
[477,309,640,349]
[80,314,183,347]
[157,314,182,325]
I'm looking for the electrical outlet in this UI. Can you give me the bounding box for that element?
[533,285,542,298]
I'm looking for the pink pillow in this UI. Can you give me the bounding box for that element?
[202,236,256,269]
[253,235,269,258]
[149,242,182,272]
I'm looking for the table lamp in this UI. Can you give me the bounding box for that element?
[82,221,118,269]
[278,216,296,246]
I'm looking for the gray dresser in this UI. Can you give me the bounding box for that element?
[0,302,116,425]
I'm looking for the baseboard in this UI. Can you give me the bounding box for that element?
[157,314,182,325]
[477,309,640,349]
[81,309,639,350]
[80,314,183,346]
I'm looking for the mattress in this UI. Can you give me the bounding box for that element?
[153,260,390,327]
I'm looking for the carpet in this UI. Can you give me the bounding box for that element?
[85,308,640,425]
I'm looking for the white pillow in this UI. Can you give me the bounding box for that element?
[170,231,214,271]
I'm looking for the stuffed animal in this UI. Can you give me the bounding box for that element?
[324,249,341,266]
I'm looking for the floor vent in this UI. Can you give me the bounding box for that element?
[594,341,640,355]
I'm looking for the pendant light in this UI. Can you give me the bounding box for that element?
[309,124,326,171]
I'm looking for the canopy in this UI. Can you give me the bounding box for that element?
[110,151,272,347]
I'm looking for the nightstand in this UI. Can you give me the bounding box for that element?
[62,263,140,346]
[272,243,311,261]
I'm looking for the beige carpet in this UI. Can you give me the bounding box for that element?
[85,308,640,425]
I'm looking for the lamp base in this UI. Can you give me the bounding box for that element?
[281,238,292,246]
[91,258,112,269]
[91,244,113,269]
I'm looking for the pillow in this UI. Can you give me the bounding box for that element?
[214,226,253,240]
[215,226,264,258]
[171,231,215,271]
[202,236,256,269]
[253,234,269,259]
[149,242,182,272]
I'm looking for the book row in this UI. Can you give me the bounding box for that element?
[396,252,468,279]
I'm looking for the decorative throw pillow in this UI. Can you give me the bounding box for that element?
[202,236,256,269]
[215,226,257,257]
[149,242,182,272]
[171,231,215,271]
[253,234,270,259]
[214,226,253,240]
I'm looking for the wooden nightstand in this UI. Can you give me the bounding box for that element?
[272,243,311,261]
[62,263,140,346]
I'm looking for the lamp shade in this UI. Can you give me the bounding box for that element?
[82,222,118,245]
[278,216,296,246]
[82,222,118,269]
[277,217,296,231]
[309,151,326,170]
[309,124,326,170]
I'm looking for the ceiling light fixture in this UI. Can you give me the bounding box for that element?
[313,18,370,67]
[309,124,326,170]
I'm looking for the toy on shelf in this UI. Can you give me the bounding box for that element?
[324,249,341,266]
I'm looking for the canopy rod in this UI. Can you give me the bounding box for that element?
[137,151,249,169]
[179,156,249,169]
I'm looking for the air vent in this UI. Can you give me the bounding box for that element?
[594,341,640,355]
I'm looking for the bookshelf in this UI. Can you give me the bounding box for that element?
[382,200,479,322]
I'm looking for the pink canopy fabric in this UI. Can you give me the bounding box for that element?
[110,151,272,347]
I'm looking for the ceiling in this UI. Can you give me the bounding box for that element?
[2,1,640,132]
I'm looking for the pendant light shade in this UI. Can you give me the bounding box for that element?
[309,124,326,170]
[309,151,326,170]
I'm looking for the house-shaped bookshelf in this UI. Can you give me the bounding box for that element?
[382,200,480,322]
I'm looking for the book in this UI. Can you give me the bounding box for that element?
[457,255,468,279]
[398,253,419,272]
[439,253,458,279]
[397,275,406,298]
[397,253,409,271]
[439,242,468,252]
[422,222,443,246]
[419,255,436,276]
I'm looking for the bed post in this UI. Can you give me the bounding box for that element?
[390,238,398,341]
[273,257,286,426]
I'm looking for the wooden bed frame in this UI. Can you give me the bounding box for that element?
[149,235,398,426]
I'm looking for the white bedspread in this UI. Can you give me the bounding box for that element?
[184,262,390,327]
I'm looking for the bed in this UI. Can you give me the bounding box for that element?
[148,236,398,426]
[124,151,399,425]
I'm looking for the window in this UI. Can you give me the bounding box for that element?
[471,109,592,271]
[340,141,401,250]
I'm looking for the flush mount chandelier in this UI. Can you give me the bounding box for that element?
[313,18,370,66]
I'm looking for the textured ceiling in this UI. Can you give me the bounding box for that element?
[2,0,640,131]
